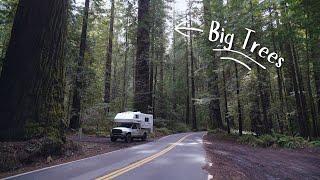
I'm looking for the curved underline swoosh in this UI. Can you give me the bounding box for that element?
[212,49,266,69]
[220,57,252,71]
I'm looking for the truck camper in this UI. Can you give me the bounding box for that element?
[110,111,153,143]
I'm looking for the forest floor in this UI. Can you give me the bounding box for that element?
[0,133,161,178]
[203,134,320,180]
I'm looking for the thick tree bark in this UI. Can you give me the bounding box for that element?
[69,0,90,130]
[0,0,68,141]
[104,0,115,112]
[134,0,151,113]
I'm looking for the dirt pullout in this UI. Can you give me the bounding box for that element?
[0,134,155,178]
[203,134,320,180]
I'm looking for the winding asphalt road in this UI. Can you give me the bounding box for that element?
[5,132,208,180]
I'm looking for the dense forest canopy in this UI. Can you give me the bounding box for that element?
[0,0,319,145]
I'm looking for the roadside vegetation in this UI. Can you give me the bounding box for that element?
[154,119,191,136]
[208,129,320,149]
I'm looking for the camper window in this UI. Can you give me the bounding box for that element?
[145,117,149,122]
[135,114,139,119]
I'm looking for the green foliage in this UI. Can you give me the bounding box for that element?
[209,129,316,149]
[208,128,226,135]
[275,135,309,149]
[172,122,190,133]
[155,127,172,136]
[207,129,239,141]
[238,133,311,149]
[82,126,96,135]
[258,134,277,147]
[25,122,45,139]
[155,118,191,134]
[309,141,320,147]
[238,135,263,147]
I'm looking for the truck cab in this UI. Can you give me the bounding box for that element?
[110,112,153,143]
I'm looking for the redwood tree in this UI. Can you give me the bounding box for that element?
[134,0,151,113]
[69,0,90,129]
[203,0,223,129]
[0,0,68,141]
[104,0,115,112]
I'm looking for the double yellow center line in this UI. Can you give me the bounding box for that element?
[96,134,191,180]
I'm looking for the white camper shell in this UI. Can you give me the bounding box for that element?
[114,111,153,133]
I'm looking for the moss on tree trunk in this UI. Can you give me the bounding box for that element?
[0,0,68,142]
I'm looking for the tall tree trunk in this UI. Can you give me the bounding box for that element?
[203,0,223,129]
[159,49,165,118]
[0,0,68,141]
[185,15,190,125]
[285,41,310,137]
[250,0,272,134]
[250,87,262,135]
[149,36,155,116]
[306,30,318,137]
[112,48,118,100]
[281,3,310,137]
[69,0,90,129]
[272,32,285,133]
[172,9,177,114]
[235,63,242,136]
[256,63,272,134]
[134,0,151,113]
[269,6,285,133]
[279,42,293,134]
[149,45,154,115]
[304,0,320,137]
[189,8,197,130]
[122,16,129,111]
[293,44,310,130]
[222,66,230,134]
[153,65,157,118]
[104,0,115,113]
[311,38,320,130]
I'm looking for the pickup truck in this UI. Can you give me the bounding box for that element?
[111,122,148,143]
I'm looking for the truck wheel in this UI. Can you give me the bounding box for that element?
[142,133,147,141]
[111,137,117,142]
[125,133,132,143]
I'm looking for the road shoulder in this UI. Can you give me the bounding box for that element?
[203,133,320,179]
